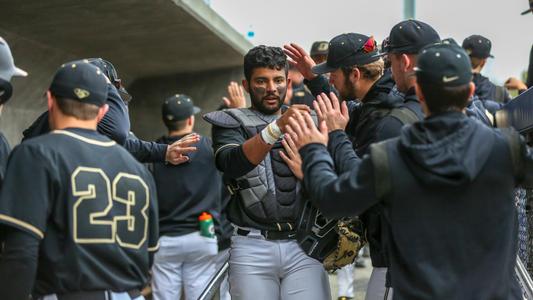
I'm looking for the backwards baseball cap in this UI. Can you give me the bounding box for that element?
[312,33,380,75]
[415,43,472,87]
[462,35,493,59]
[521,0,533,15]
[162,94,201,122]
[49,60,109,107]
[383,20,441,54]
[0,37,28,82]
[310,41,329,56]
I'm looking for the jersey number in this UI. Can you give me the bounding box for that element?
[71,167,149,249]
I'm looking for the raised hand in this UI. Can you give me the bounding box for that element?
[222,81,247,108]
[285,111,329,150]
[276,104,311,133]
[313,92,349,132]
[165,133,200,165]
[283,43,318,81]
[280,133,303,180]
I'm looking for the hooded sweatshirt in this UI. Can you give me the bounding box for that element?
[301,111,526,299]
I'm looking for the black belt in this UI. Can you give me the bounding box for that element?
[56,289,141,300]
[236,228,296,240]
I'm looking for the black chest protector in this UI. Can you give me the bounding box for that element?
[207,108,301,226]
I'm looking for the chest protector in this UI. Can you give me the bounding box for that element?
[207,108,301,226]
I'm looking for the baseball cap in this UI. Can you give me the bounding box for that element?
[521,0,533,15]
[414,43,472,87]
[383,20,441,54]
[49,60,109,107]
[462,35,493,59]
[311,33,380,75]
[0,37,28,82]
[310,41,329,56]
[87,58,132,102]
[162,94,201,122]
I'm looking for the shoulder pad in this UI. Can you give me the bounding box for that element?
[203,111,240,128]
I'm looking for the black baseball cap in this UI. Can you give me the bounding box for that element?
[162,94,201,122]
[521,0,533,15]
[415,43,472,87]
[311,33,380,75]
[310,41,329,56]
[49,61,109,107]
[87,58,132,102]
[462,35,493,59]
[383,20,441,54]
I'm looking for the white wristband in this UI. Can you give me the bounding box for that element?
[260,121,282,145]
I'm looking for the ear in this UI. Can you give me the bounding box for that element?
[46,91,54,111]
[242,79,250,93]
[414,82,429,116]
[468,82,476,98]
[96,104,109,123]
[286,77,291,87]
[352,67,361,82]
[401,54,412,72]
[188,115,195,126]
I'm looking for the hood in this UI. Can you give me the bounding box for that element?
[398,112,495,187]
[472,73,495,101]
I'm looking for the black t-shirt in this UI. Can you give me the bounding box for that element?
[0,128,159,296]
[152,135,223,237]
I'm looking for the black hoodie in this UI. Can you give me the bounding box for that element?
[301,112,529,299]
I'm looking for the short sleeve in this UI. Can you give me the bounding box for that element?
[0,144,54,239]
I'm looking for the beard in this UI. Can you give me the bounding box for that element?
[339,77,357,101]
[250,86,287,115]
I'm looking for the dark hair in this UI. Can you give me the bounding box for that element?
[163,119,188,131]
[417,81,471,114]
[244,45,288,82]
[55,97,100,120]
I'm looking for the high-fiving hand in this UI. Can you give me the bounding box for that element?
[285,111,329,150]
[313,92,349,132]
[283,43,318,81]
[280,133,303,180]
[222,81,247,108]
[165,133,200,165]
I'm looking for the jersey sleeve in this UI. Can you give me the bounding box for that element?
[146,174,160,252]
[0,144,56,240]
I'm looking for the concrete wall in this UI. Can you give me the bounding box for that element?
[0,0,253,147]
[128,66,245,141]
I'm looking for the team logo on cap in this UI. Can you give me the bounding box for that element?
[74,88,90,99]
[317,43,328,51]
[363,37,376,53]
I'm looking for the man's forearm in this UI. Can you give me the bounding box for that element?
[327,130,360,174]
[242,134,274,165]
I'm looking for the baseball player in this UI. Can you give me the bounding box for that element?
[0,61,159,300]
[0,36,27,185]
[204,45,330,300]
[150,94,221,300]
[22,58,198,165]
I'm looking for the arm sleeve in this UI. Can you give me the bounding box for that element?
[300,143,379,219]
[211,125,256,179]
[327,130,360,174]
[0,145,53,240]
[0,227,40,300]
[97,84,130,145]
[123,133,167,163]
[146,174,159,268]
[304,75,337,97]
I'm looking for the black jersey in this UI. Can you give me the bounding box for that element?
[0,132,10,187]
[0,127,159,296]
